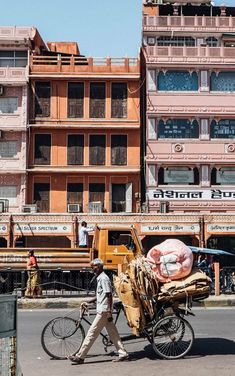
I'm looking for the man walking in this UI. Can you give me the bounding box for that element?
[68,258,129,364]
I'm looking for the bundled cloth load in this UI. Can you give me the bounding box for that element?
[158,268,211,302]
[113,255,158,336]
[147,239,194,282]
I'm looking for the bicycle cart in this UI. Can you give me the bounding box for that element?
[41,299,195,361]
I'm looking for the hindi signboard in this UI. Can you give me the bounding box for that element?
[147,189,235,201]
[141,224,200,234]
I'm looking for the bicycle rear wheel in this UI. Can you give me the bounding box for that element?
[41,317,85,360]
[152,315,194,360]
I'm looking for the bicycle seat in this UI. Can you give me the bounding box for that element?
[113,301,123,311]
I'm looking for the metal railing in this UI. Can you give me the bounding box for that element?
[0,269,102,297]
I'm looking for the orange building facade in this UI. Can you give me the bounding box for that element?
[27,43,141,215]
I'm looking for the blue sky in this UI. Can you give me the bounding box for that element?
[0,0,234,57]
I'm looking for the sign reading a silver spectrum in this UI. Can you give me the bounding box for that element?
[147,189,235,201]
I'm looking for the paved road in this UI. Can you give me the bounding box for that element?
[18,308,235,376]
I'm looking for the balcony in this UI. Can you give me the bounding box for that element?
[143,15,235,32]
[0,67,28,84]
[144,46,235,66]
[30,56,140,77]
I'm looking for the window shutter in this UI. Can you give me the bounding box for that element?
[111,83,127,118]
[89,135,105,165]
[34,183,50,212]
[147,70,156,91]
[35,82,51,117]
[34,134,51,165]
[68,83,84,118]
[111,135,127,165]
[89,83,105,118]
[68,135,84,165]
[125,183,132,213]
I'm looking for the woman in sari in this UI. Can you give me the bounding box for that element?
[25,250,41,298]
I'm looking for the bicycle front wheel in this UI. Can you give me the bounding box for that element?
[41,317,85,360]
[152,315,194,360]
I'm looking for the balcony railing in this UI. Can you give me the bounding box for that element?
[0,67,28,83]
[143,15,235,30]
[144,46,235,63]
[30,56,139,74]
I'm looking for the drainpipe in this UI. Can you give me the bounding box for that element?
[199,216,205,248]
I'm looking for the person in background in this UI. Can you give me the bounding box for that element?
[25,250,41,298]
[68,258,129,364]
[79,221,93,248]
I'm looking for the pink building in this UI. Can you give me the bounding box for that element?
[0,27,45,217]
[142,1,235,217]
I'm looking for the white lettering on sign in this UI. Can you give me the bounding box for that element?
[207,224,235,233]
[0,225,7,234]
[147,188,235,201]
[14,224,72,234]
[141,224,200,233]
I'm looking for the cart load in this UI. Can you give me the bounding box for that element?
[114,241,211,336]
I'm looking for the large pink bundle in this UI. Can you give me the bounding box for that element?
[147,239,193,283]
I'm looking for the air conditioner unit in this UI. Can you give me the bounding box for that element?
[0,85,4,96]
[22,204,37,213]
[0,201,4,213]
[67,203,82,213]
[147,37,156,46]
[88,201,103,213]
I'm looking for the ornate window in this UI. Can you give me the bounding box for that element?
[211,167,235,185]
[158,71,198,91]
[158,167,199,185]
[211,72,235,92]
[210,119,235,139]
[158,119,199,139]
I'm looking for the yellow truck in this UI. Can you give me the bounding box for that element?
[0,225,143,270]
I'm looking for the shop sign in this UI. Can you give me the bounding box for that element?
[14,223,72,235]
[0,224,8,234]
[147,188,235,201]
[207,224,235,233]
[141,224,200,233]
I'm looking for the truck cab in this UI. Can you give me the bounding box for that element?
[92,225,143,269]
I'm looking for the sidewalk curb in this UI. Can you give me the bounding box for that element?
[17,295,235,309]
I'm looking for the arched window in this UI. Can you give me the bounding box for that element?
[211,72,235,92]
[211,167,235,185]
[158,119,199,139]
[210,119,235,138]
[158,71,198,91]
[158,167,199,185]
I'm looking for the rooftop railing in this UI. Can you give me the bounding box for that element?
[30,55,140,74]
[143,15,235,29]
